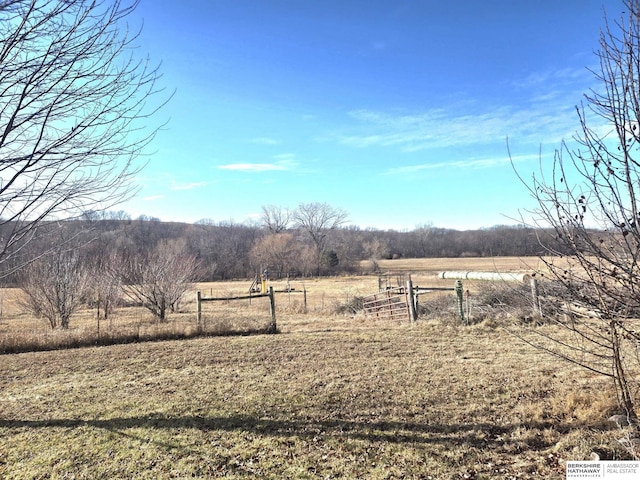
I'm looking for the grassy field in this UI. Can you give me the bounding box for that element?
[0,257,633,478]
[0,256,542,348]
[0,322,629,479]
[363,256,546,274]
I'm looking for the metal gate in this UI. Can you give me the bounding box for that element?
[362,287,410,321]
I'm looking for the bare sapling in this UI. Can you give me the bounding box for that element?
[119,238,199,322]
[18,248,90,329]
[512,0,640,423]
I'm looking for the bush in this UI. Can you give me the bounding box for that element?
[332,295,365,315]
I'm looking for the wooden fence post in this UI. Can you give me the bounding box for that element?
[303,286,307,314]
[455,280,466,324]
[196,291,202,329]
[268,286,277,333]
[406,276,417,322]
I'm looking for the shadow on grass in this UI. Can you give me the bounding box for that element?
[0,412,583,451]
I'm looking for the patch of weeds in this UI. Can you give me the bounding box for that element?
[417,293,462,324]
[332,296,364,315]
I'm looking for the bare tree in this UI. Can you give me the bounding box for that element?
[292,202,348,275]
[513,0,640,419]
[249,232,299,278]
[18,247,90,329]
[120,238,199,321]
[261,205,291,233]
[411,223,436,257]
[89,253,123,321]
[0,0,167,274]
[363,237,390,273]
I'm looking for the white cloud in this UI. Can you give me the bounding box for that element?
[384,153,540,175]
[337,66,600,154]
[340,101,579,153]
[511,66,591,90]
[218,158,298,172]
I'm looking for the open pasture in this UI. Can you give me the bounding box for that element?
[0,257,630,478]
[364,256,547,274]
[0,321,627,479]
[0,256,554,344]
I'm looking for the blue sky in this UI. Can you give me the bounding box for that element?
[122,0,614,230]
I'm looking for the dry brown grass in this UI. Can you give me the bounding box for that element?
[0,258,634,478]
[0,320,631,479]
[362,256,555,274]
[0,256,580,350]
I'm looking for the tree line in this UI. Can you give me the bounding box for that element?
[0,202,567,332]
[1,204,564,286]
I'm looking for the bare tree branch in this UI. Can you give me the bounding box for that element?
[0,0,169,274]
[119,238,199,322]
[513,0,640,418]
[292,202,348,275]
[260,205,290,234]
[18,244,90,329]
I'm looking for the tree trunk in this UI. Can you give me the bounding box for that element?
[612,322,636,418]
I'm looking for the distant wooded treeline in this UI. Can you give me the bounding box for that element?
[1,211,567,283]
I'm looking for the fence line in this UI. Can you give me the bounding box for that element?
[367,270,539,324]
[196,286,277,333]
[438,271,541,317]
